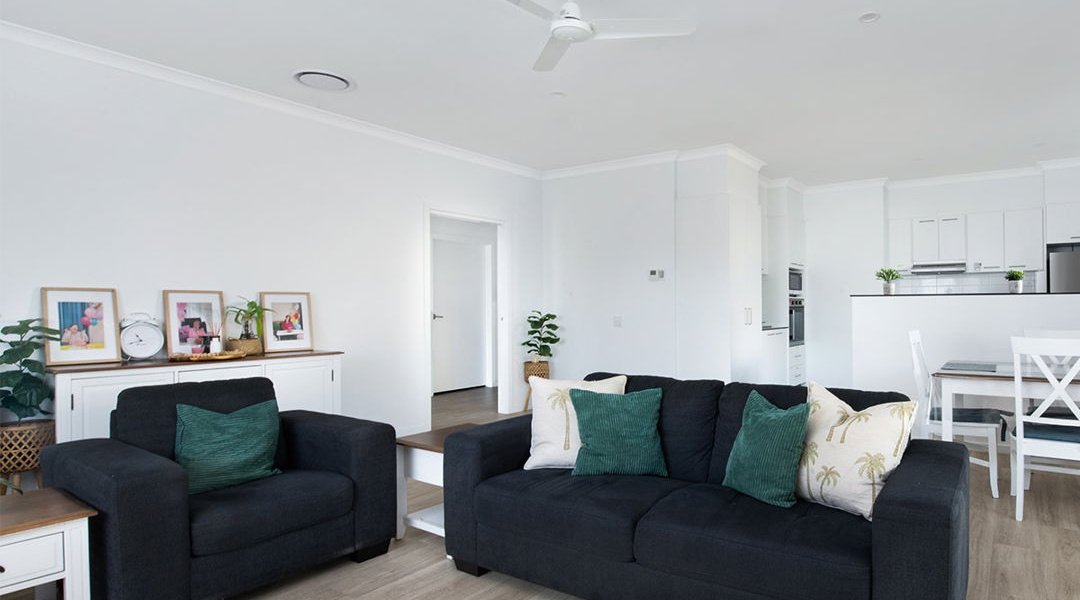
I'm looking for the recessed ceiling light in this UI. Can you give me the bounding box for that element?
[549,91,567,98]
[858,11,881,24]
[294,70,352,92]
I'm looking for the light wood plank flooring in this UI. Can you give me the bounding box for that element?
[177,388,1080,599]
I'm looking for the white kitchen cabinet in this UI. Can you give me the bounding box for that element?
[966,212,1004,272]
[938,216,965,262]
[888,219,913,271]
[788,193,806,268]
[1004,208,1045,271]
[789,345,806,385]
[912,218,939,263]
[759,328,789,384]
[1045,202,1080,244]
[49,351,343,443]
[730,188,764,382]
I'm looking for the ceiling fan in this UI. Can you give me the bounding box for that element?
[502,0,697,72]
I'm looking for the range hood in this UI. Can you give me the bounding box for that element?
[910,261,967,275]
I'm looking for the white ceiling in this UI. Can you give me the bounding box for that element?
[3,0,1080,184]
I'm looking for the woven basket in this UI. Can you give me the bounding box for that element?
[524,360,550,382]
[225,337,264,356]
[0,419,55,474]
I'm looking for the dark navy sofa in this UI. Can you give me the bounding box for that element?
[445,373,970,600]
[42,377,397,600]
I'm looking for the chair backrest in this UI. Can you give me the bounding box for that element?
[909,330,933,421]
[1011,337,1080,440]
[1023,329,1080,366]
[111,377,280,459]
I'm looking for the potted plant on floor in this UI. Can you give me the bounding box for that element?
[1,318,60,493]
[875,268,902,295]
[225,297,272,356]
[521,312,560,408]
[1005,270,1025,294]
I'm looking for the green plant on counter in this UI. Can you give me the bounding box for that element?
[0,318,60,420]
[1005,270,1025,281]
[225,298,273,340]
[521,311,560,358]
[875,268,902,283]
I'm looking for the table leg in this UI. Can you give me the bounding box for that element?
[395,446,407,540]
[65,520,92,600]
[940,379,955,442]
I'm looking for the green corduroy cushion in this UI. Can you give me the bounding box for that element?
[175,400,282,494]
[723,390,810,508]
[570,388,667,477]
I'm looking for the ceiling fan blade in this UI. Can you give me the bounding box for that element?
[502,0,554,20]
[590,18,696,41]
[533,36,572,72]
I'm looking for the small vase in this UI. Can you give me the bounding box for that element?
[1008,280,1023,294]
[883,282,897,295]
[209,337,223,354]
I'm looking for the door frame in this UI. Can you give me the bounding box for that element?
[424,209,513,414]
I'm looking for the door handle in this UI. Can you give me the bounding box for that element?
[432,313,445,320]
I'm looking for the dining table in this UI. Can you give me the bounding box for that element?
[933,360,1080,442]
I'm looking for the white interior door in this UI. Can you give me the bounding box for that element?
[432,239,487,393]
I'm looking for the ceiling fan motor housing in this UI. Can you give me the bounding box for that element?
[552,1,593,42]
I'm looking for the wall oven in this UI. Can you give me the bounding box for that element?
[789,298,805,346]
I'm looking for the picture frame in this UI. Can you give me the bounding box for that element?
[163,290,225,356]
[41,287,122,366]
[260,292,313,353]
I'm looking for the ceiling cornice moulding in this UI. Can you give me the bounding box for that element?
[804,178,889,194]
[677,144,767,172]
[887,166,1042,190]
[0,21,542,180]
[541,151,679,180]
[1038,157,1080,171]
[765,177,807,192]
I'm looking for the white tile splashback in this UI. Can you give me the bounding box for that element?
[894,271,1042,294]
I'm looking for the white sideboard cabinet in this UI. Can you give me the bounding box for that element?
[47,351,343,443]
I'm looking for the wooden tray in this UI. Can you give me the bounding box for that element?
[168,350,247,362]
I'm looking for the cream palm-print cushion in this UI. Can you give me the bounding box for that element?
[796,381,918,520]
[523,375,627,470]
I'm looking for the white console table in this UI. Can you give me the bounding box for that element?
[47,350,343,443]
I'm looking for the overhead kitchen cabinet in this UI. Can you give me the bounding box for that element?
[1045,202,1080,244]
[1004,208,1045,271]
[912,216,965,263]
[966,212,1004,272]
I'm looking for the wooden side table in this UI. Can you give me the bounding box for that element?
[523,361,550,411]
[0,488,97,599]
[395,423,478,539]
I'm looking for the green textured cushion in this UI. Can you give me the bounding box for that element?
[570,388,667,477]
[723,390,810,508]
[175,400,282,494]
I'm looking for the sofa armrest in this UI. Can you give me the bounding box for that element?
[279,410,397,548]
[871,440,970,600]
[41,439,190,600]
[444,415,532,567]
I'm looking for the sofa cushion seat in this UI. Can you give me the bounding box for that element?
[475,468,689,562]
[189,469,353,556]
[634,483,872,600]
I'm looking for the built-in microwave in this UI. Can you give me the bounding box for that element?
[788,268,804,293]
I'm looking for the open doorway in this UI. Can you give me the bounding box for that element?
[429,215,502,426]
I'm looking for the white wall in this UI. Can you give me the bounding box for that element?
[886,171,1044,219]
[0,39,542,433]
[541,161,677,379]
[803,181,887,387]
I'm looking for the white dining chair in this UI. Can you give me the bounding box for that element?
[1008,336,1080,521]
[909,330,1007,498]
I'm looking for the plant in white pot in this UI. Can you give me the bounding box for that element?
[875,268,902,295]
[0,318,60,492]
[1005,270,1025,294]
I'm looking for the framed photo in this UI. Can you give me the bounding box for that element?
[260,292,313,353]
[163,290,224,355]
[41,287,122,366]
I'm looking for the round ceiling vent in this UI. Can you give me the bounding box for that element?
[294,70,352,91]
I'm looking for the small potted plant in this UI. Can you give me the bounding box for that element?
[1,318,60,492]
[225,298,273,356]
[522,311,560,363]
[1005,270,1025,294]
[875,268,902,295]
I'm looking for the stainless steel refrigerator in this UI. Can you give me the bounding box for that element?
[1048,244,1080,292]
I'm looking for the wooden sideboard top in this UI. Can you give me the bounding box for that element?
[0,488,98,537]
[45,349,343,375]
